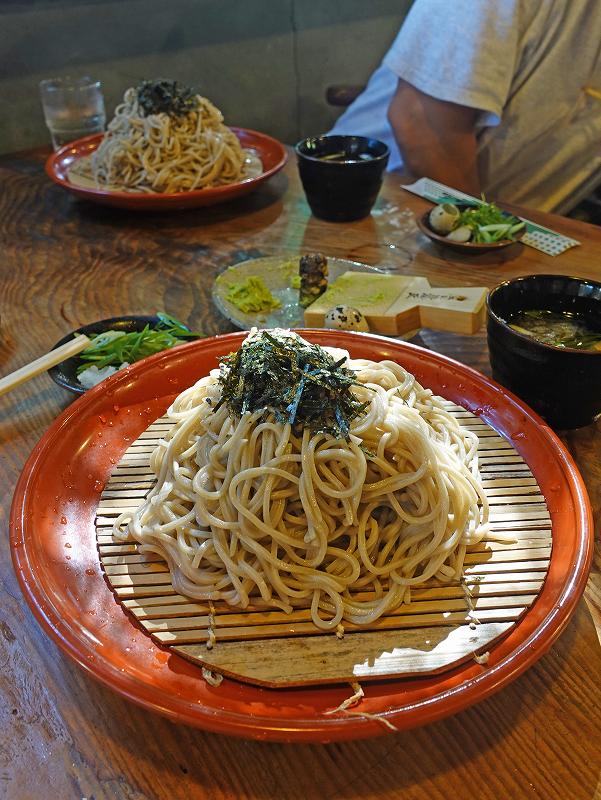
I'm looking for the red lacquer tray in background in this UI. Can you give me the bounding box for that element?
[10,331,593,743]
[45,128,287,210]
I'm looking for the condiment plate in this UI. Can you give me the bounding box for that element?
[213,255,385,330]
[417,208,525,254]
[48,314,200,395]
[48,315,160,395]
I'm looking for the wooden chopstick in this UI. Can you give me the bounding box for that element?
[0,333,90,397]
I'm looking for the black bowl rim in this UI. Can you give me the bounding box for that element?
[486,274,601,356]
[48,314,196,394]
[294,134,390,164]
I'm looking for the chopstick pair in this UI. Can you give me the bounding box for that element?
[0,334,90,397]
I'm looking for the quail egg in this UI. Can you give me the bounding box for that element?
[429,203,460,234]
[324,305,370,332]
[446,224,473,243]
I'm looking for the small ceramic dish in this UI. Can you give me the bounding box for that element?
[212,255,385,330]
[48,315,198,395]
[487,274,601,429]
[417,205,525,254]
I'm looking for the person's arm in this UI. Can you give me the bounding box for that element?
[387,78,481,194]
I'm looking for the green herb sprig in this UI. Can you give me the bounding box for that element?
[456,201,525,243]
[213,331,370,439]
[76,313,200,374]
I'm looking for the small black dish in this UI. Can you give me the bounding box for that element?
[49,315,166,395]
[295,135,389,222]
[487,275,601,429]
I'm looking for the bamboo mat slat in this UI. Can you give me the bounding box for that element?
[95,408,552,687]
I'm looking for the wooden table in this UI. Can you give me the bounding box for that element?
[0,149,599,800]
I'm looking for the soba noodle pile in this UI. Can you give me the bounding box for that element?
[114,330,489,630]
[74,80,250,193]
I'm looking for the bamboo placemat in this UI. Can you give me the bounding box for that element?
[95,404,551,687]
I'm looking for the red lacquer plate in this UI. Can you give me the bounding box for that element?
[10,331,593,743]
[45,128,287,210]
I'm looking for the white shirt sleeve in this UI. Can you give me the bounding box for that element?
[383,0,523,122]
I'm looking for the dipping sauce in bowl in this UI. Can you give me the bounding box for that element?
[487,274,601,429]
[314,152,375,163]
[507,309,601,351]
[295,135,389,222]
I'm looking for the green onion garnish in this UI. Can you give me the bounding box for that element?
[76,313,200,374]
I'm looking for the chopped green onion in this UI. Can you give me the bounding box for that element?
[76,314,201,374]
[453,200,523,243]
[479,224,512,232]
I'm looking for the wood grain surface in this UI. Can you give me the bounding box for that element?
[0,147,600,800]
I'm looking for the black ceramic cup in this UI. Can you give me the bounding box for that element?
[487,274,601,429]
[295,135,389,222]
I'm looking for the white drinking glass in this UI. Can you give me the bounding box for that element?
[39,76,106,150]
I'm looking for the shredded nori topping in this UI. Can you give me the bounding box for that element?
[136,79,198,117]
[213,331,370,439]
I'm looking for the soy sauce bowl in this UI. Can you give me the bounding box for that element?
[48,315,196,395]
[295,135,389,222]
[487,275,601,429]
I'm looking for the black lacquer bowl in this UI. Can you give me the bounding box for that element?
[295,135,389,222]
[487,274,601,429]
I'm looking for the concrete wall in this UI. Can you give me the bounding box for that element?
[0,0,412,154]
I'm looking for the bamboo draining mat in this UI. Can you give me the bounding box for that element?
[95,404,552,687]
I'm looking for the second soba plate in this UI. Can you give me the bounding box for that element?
[45,128,287,210]
[10,331,592,742]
